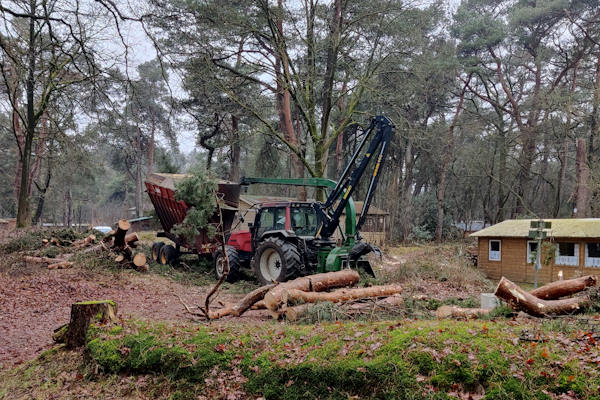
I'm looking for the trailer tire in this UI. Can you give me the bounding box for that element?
[214,246,241,282]
[159,244,178,265]
[253,237,301,285]
[151,242,164,263]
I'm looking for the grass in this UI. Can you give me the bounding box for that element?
[3,318,600,399]
[377,241,493,291]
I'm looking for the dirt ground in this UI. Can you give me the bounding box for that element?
[0,233,487,371]
[0,265,269,369]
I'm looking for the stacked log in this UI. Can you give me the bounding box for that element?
[101,219,148,272]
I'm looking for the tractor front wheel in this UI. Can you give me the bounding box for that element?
[253,237,302,285]
[214,246,241,282]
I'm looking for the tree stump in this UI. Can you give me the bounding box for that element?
[65,300,117,348]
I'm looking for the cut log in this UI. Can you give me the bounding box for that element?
[65,300,117,348]
[263,270,360,314]
[495,277,592,317]
[102,229,116,243]
[530,275,598,300]
[114,254,125,263]
[436,305,490,319]
[132,253,147,268]
[73,234,96,249]
[24,256,64,264]
[208,284,276,319]
[125,233,139,247]
[47,261,73,270]
[284,284,403,306]
[112,219,130,248]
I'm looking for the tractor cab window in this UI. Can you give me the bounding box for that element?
[291,206,318,236]
[257,207,286,236]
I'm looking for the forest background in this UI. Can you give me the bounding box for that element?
[1,0,599,243]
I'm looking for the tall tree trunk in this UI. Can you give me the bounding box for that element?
[16,1,36,228]
[28,110,47,197]
[575,138,591,217]
[230,115,241,182]
[135,126,143,218]
[435,75,470,242]
[63,188,72,227]
[274,0,304,198]
[32,158,52,225]
[554,138,568,217]
[147,114,155,172]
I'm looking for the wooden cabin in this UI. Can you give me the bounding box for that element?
[235,195,388,245]
[471,219,600,284]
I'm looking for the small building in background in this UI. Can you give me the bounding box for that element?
[471,218,600,284]
[235,195,388,246]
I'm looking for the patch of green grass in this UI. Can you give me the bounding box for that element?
[6,318,600,399]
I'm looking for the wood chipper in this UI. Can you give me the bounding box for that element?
[144,173,241,264]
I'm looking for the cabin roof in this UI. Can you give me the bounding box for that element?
[470,218,600,238]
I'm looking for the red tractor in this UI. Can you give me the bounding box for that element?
[214,200,321,284]
[214,115,394,284]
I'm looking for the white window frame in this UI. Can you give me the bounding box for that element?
[489,240,501,261]
[527,241,538,264]
[555,242,579,266]
[585,243,600,267]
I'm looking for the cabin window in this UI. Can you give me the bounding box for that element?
[489,240,501,261]
[555,242,579,266]
[527,241,538,264]
[585,243,600,267]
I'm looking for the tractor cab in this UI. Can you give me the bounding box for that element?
[252,202,319,241]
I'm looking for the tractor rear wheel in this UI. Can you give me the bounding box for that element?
[253,237,302,285]
[151,242,164,263]
[214,246,241,282]
[159,244,178,265]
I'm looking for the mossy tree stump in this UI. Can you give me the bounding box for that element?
[65,300,117,348]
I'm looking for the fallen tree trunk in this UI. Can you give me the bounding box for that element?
[65,300,117,348]
[530,275,598,300]
[112,219,130,248]
[263,270,360,314]
[495,277,592,317]
[208,284,276,319]
[285,284,403,306]
[47,261,73,270]
[24,256,64,264]
[436,305,490,319]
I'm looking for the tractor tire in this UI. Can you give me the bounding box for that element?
[214,246,241,283]
[151,242,164,263]
[252,237,302,285]
[159,244,178,265]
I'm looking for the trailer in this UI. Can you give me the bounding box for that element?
[144,173,241,264]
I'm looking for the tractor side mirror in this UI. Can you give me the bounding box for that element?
[238,215,245,223]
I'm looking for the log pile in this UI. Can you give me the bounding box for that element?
[24,219,148,272]
[95,219,148,272]
[494,275,599,317]
[181,270,404,321]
